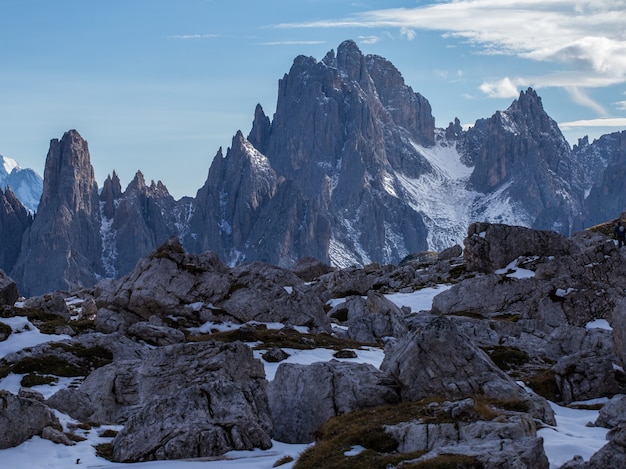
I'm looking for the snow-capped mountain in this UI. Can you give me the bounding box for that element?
[0,154,43,213]
[2,40,626,296]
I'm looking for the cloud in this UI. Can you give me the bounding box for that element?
[257,40,326,46]
[565,86,608,116]
[559,117,626,128]
[479,77,527,98]
[272,1,626,99]
[358,35,380,45]
[169,34,220,40]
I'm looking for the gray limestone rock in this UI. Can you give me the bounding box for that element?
[381,316,555,425]
[464,222,573,274]
[386,407,548,469]
[268,360,399,443]
[553,351,621,404]
[0,269,18,306]
[127,321,186,346]
[0,390,60,449]
[595,394,626,428]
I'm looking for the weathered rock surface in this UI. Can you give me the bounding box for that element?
[386,401,548,469]
[595,394,626,429]
[0,269,18,306]
[381,316,556,425]
[268,360,400,443]
[94,237,331,333]
[11,130,104,296]
[47,340,273,462]
[464,222,574,274]
[0,390,60,449]
[329,291,408,343]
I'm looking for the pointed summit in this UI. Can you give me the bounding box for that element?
[11,130,103,295]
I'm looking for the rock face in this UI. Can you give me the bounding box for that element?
[0,269,18,306]
[10,130,104,296]
[0,187,32,274]
[0,390,60,449]
[94,237,331,333]
[465,88,582,234]
[3,43,626,296]
[47,340,273,462]
[268,360,399,443]
[380,316,556,425]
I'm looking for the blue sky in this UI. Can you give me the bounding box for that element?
[1,0,625,199]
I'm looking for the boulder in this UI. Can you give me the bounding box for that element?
[112,383,272,462]
[330,292,408,343]
[290,256,335,281]
[380,316,555,425]
[0,390,60,449]
[595,394,626,428]
[268,360,399,443]
[553,351,621,404]
[464,222,573,273]
[0,269,18,306]
[127,321,186,346]
[95,238,330,333]
[385,404,548,469]
[612,297,626,369]
[48,340,274,462]
[581,423,626,469]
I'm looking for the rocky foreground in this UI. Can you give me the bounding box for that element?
[2,221,626,468]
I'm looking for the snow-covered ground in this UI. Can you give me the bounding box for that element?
[0,283,610,468]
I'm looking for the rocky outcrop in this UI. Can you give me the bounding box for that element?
[581,130,626,228]
[385,401,549,468]
[381,316,556,425]
[463,222,574,273]
[94,237,331,333]
[0,269,18,306]
[10,130,104,296]
[328,291,409,343]
[465,88,582,234]
[0,390,60,449]
[47,340,273,462]
[268,360,399,443]
[0,187,32,274]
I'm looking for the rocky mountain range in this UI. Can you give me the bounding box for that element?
[0,154,42,213]
[1,221,626,467]
[1,39,626,297]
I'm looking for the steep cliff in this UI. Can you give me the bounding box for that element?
[11,130,103,296]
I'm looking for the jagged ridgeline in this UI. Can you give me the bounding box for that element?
[2,39,626,296]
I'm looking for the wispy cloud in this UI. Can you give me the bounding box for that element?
[257,40,325,46]
[560,117,626,128]
[169,34,220,40]
[272,1,626,107]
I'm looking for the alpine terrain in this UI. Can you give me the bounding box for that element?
[1,40,626,296]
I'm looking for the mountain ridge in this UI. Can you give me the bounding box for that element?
[2,40,626,296]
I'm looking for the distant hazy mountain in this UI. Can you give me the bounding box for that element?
[0,154,43,213]
[2,40,626,296]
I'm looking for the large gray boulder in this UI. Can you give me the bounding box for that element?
[386,403,548,469]
[268,360,399,443]
[595,394,626,429]
[329,291,408,343]
[381,316,555,425]
[112,383,272,462]
[95,238,330,333]
[0,390,59,449]
[553,351,621,404]
[612,297,626,369]
[0,269,18,306]
[48,340,273,462]
[464,222,573,273]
